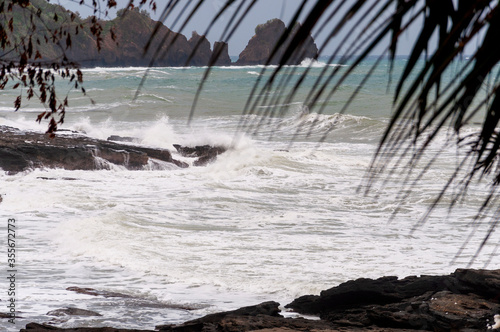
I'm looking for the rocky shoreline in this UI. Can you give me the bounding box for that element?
[13,269,500,331]
[0,126,227,174]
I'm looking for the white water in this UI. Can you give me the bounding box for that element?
[0,61,498,330]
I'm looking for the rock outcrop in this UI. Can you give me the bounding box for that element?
[212,41,232,66]
[156,301,337,332]
[236,18,318,66]
[21,324,154,331]
[286,268,500,331]
[173,144,227,166]
[0,126,188,173]
[77,11,207,67]
[0,126,228,174]
[46,308,102,317]
[6,1,230,68]
[20,269,500,332]
[187,32,212,66]
[8,2,324,68]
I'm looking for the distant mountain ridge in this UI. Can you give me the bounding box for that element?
[4,1,317,67]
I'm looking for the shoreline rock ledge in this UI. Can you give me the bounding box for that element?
[0,126,187,174]
[0,126,228,174]
[18,269,500,331]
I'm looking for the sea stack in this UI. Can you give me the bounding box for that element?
[236,18,318,66]
[187,31,212,66]
[211,41,232,66]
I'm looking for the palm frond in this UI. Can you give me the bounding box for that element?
[151,0,500,263]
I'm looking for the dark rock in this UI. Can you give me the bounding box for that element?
[0,126,188,174]
[236,18,318,66]
[47,308,102,317]
[286,269,500,331]
[173,144,227,166]
[66,286,200,311]
[66,286,134,299]
[427,291,497,330]
[79,10,194,67]
[7,3,222,68]
[452,268,500,300]
[187,32,212,66]
[211,41,232,66]
[0,311,21,319]
[107,135,139,143]
[21,322,154,331]
[11,4,321,69]
[156,301,336,332]
[37,177,79,181]
[286,274,456,314]
[21,269,500,332]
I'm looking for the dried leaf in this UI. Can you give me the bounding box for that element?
[66,34,72,49]
[14,96,21,111]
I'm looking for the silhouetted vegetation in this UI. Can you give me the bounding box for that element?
[161,0,499,263]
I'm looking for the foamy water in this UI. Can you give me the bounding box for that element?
[0,58,498,330]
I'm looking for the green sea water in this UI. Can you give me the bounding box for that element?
[0,57,497,330]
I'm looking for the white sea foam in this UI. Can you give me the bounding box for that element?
[1,62,498,331]
[488,314,500,329]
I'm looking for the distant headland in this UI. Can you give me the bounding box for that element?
[6,0,318,67]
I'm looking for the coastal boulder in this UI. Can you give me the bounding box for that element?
[236,18,318,66]
[286,269,500,331]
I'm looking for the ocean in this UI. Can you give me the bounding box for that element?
[0,57,498,330]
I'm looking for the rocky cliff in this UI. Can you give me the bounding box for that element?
[65,10,232,68]
[5,2,317,68]
[236,18,318,66]
[4,0,231,68]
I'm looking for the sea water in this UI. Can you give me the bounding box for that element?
[0,57,498,330]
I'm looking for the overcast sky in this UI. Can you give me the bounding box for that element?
[55,0,441,57]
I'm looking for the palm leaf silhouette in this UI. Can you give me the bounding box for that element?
[144,0,500,264]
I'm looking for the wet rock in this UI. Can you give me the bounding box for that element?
[37,177,79,181]
[22,269,500,332]
[66,286,133,299]
[0,126,188,174]
[47,308,102,317]
[0,311,21,319]
[286,269,500,331]
[452,268,500,298]
[107,135,139,143]
[156,301,335,332]
[66,286,200,311]
[21,322,154,331]
[173,144,227,166]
